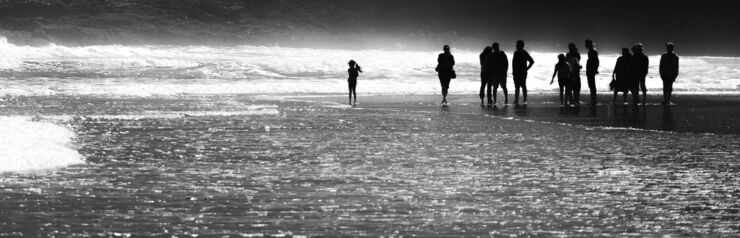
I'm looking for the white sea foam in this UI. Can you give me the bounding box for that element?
[80,108,280,120]
[0,36,738,96]
[0,117,83,172]
[11,105,279,123]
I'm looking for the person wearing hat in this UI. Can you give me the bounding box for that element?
[659,42,679,105]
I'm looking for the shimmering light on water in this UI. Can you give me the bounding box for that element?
[1,96,739,236]
[0,37,739,97]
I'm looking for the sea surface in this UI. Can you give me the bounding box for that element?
[1,37,739,96]
[1,40,740,236]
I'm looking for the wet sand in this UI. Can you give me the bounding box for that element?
[1,94,739,236]
[313,93,740,135]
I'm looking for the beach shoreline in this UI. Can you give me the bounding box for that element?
[295,92,740,135]
[1,91,739,236]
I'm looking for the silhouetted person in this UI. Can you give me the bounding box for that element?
[612,48,631,104]
[347,60,362,106]
[585,39,600,104]
[436,45,455,105]
[488,42,509,105]
[551,54,572,107]
[630,43,649,105]
[512,40,534,105]
[660,42,679,105]
[566,43,582,105]
[479,46,493,105]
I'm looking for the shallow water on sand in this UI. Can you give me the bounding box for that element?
[1,95,739,236]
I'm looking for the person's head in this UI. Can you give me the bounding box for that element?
[568,43,577,52]
[492,42,500,51]
[632,43,643,54]
[621,47,630,56]
[557,54,565,62]
[666,42,674,53]
[348,60,356,68]
[516,40,524,50]
[443,45,450,53]
[483,46,492,53]
[585,39,594,49]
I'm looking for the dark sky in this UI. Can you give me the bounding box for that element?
[348,0,740,55]
[0,0,738,55]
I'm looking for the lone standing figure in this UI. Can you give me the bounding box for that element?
[436,45,455,105]
[347,60,362,106]
[659,42,679,105]
[585,39,600,104]
[512,40,535,105]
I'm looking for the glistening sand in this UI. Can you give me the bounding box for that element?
[1,94,738,236]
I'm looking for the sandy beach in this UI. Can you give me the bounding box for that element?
[1,0,739,236]
[2,93,738,236]
[312,92,740,135]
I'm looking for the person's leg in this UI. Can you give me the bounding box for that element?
[573,78,581,104]
[558,83,564,106]
[442,79,450,103]
[662,80,669,104]
[501,77,509,104]
[439,75,446,103]
[522,74,528,104]
[612,89,617,104]
[668,80,673,103]
[479,73,486,103]
[667,79,674,103]
[622,91,628,103]
[640,78,647,104]
[352,83,357,104]
[587,73,596,103]
[514,81,520,104]
[493,83,499,104]
[348,83,353,104]
[486,80,493,105]
[566,87,573,105]
[631,86,640,106]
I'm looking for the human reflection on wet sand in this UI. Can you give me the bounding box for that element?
[559,106,580,115]
[662,106,674,131]
[431,94,736,135]
[588,104,597,117]
[513,104,528,117]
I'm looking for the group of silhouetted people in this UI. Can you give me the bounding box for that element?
[435,40,679,107]
[550,40,595,107]
[346,40,679,107]
[477,41,533,106]
[610,42,679,106]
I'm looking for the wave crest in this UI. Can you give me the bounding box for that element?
[0,117,83,172]
[1,36,739,96]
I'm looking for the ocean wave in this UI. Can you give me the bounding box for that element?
[0,37,739,96]
[0,117,83,173]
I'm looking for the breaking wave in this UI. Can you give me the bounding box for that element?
[0,37,738,96]
[0,117,83,172]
